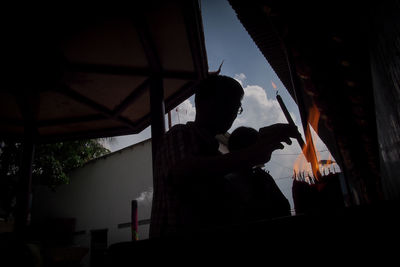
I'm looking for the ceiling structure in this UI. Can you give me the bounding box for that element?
[1,1,209,230]
[1,1,208,143]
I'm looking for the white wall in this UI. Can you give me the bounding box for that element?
[33,139,153,249]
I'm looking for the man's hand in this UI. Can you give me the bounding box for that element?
[259,123,299,142]
[245,123,299,165]
[171,123,299,180]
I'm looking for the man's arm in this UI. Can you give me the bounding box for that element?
[170,123,298,183]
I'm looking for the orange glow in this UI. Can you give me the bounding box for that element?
[271,81,277,90]
[327,153,332,162]
[293,104,342,182]
[293,153,313,180]
[320,154,330,175]
[326,153,332,165]
[293,104,321,181]
[319,153,341,175]
[308,104,320,132]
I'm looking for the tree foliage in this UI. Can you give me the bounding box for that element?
[0,139,110,218]
[32,139,110,186]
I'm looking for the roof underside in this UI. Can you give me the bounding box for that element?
[1,1,208,142]
[228,0,385,202]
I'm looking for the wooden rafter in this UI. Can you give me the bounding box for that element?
[111,78,151,117]
[134,17,162,74]
[165,80,198,113]
[38,126,138,143]
[36,114,106,127]
[56,86,136,130]
[67,62,198,80]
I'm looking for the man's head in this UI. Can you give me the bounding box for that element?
[194,75,244,135]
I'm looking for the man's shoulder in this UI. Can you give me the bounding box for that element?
[169,123,189,131]
[166,122,194,135]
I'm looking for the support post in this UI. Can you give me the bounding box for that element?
[15,125,35,234]
[150,76,166,167]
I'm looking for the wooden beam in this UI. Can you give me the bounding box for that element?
[67,62,150,77]
[67,62,197,80]
[37,114,135,134]
[57,86,136,130]
[36,114,106,127]
[58,86,114,117]
[112,78,151,117]
[165,80,198,113]
[117,116,139,129]
[37,126,139,144]
[125,113,152,136]
[134,14,167,166]
[163,70,198,80]
[36,115,154,144]
[134,17,162,74]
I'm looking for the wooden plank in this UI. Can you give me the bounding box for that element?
[112,78,151,117]
[67,62,198,80]
[57,86,136,130]
[134,17,162,73]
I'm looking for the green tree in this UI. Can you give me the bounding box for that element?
[32,139,110,187]
[0,139,110,219]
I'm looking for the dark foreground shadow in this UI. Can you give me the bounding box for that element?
[106,200,399,265]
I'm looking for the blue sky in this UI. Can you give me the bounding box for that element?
[200,0,299,127]
[108,0,334,209]
[202,0,287,98]
[200,0,302,206]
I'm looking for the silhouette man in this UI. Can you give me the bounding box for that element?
[150,75,297,238]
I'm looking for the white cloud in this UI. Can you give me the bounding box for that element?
[136,187,153,204]
[234,73,247,86]
[169,99,196,126]
[135,188,153,220]
[230,83,296,132]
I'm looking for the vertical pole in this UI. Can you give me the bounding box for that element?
[15,125,35,234]
[131,200,138,241]
[167,111,172,130]
[149,76,166,166]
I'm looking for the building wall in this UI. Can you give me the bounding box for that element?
[33,139,154,250]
